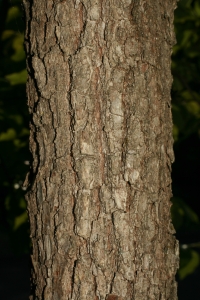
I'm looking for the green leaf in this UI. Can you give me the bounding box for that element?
[13,210,28,231]
[194,1,200,17]
[11,34,25,61]
[6,6,21,24]
[184,101,200,117]
[179,249,200,280]
[173,124,179,142]
[171,197,199,231]
[5,69,27,85]
[0,128,16,141]
[1,30,15,41]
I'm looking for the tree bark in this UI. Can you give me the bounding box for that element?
[23,0,179,299]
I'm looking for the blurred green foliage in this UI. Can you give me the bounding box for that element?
[0,0,30,254]
[171,0,200,280]
[0,0,200,282]
[172,0,200,142]
[179,247,200,280]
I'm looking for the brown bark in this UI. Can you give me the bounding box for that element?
[23,0,179,299]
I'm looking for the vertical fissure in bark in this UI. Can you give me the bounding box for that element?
[68,55,77,175]
[71,259,78,298]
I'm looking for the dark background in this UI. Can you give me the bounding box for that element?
[0,0,200,299]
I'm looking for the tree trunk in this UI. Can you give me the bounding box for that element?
[23,0,179,299]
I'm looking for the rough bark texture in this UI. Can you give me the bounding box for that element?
[23,0,179,299]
